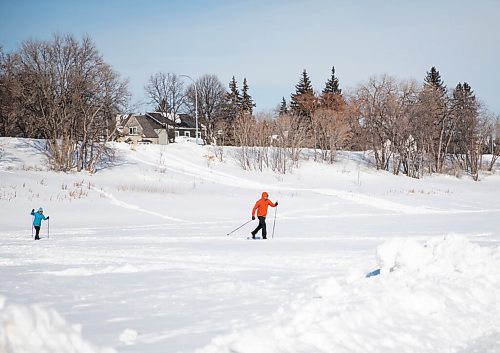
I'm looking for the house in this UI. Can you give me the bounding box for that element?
[174,113,204,140]
[114,112,205,145]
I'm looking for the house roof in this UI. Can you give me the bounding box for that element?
[134,115,163,138]
[177,114,196,128]
[146,112,200,129]
[145,112,174,127]
[116,112,205,138]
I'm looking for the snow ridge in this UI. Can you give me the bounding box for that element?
[0,297,115,353]
[196,236,500,353]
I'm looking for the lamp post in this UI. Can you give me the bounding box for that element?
[179,74,199,145]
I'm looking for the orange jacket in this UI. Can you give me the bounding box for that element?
[252,192,276,217]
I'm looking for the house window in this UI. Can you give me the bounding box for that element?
[184,131,190,137]
[175,131,180,137]
[129,127,138,135]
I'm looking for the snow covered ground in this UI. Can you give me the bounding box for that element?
[1,137,499,353]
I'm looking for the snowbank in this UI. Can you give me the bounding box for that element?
[375,234,499,276]
[195,236,500,353]
[0,296,115,353]
[118,329,138,345]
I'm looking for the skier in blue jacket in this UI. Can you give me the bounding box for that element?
[31,207,49,240]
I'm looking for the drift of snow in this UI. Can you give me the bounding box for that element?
[0,296,115,353]
[196,236,500,353]
[118,329,138,345]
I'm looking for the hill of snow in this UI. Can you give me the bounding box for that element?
[1,137,499,353]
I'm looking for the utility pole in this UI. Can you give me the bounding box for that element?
[180,74,199,145]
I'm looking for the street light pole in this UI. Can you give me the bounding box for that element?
[180,74,199,145]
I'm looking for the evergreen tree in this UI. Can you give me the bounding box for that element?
[419,66,450,173]
[452,82,477,127]
[279,97,288,116]
[424,66,446,97]
[220,76,242,145]
[322,66,341,95]
[228,76,241,108]
[241,77,255,115]
[223,76,242,126]
[290,69,314,117]
[452,82,480,178]
[321,66,343,109]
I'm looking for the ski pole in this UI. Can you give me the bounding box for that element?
[227,220,252,236]
[272,205,278,239]
[47,218,50,239]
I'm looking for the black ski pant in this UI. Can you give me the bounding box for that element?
[34,225,40,240]
[252,216,267,239]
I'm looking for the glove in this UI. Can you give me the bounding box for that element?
[46,216,50,220]
[32,209,35,213]
[275,201,279,206]
[252,216,255,220]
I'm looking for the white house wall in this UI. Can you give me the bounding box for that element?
[155,129,168,145]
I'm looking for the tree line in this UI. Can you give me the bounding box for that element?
[217,66,499,180]
[1,34,499,179]
[277,67,499,180]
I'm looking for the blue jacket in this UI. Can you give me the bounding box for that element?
[31,210,48,226]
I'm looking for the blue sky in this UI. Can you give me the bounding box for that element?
[1,0,499,113]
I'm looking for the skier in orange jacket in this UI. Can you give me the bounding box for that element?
[251,192,278,239]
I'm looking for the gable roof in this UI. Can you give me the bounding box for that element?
[145,112,174,127]
[134,115,164,138]
[145,112,200,129]
[176,114,196,128]
[117,112,203,137]
[115,114,132,133]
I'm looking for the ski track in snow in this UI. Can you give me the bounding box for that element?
[91,185,187,223]
[130,149,500,218]
[303,187,500,215]
[131,150,266,190]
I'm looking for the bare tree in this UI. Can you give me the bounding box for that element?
[271,114,308,173]
[254,113,273,171]
[450,83,482,180]
[0,46,16,137]
[353,75,398,171]
[484,112,500,171]
[145,72,186,142]
[233,114,257,170]
[353,75,423,176]
[320,109,351,163]
[311,91,352,164]
[5,34,129,172]
[186,74,226,145]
